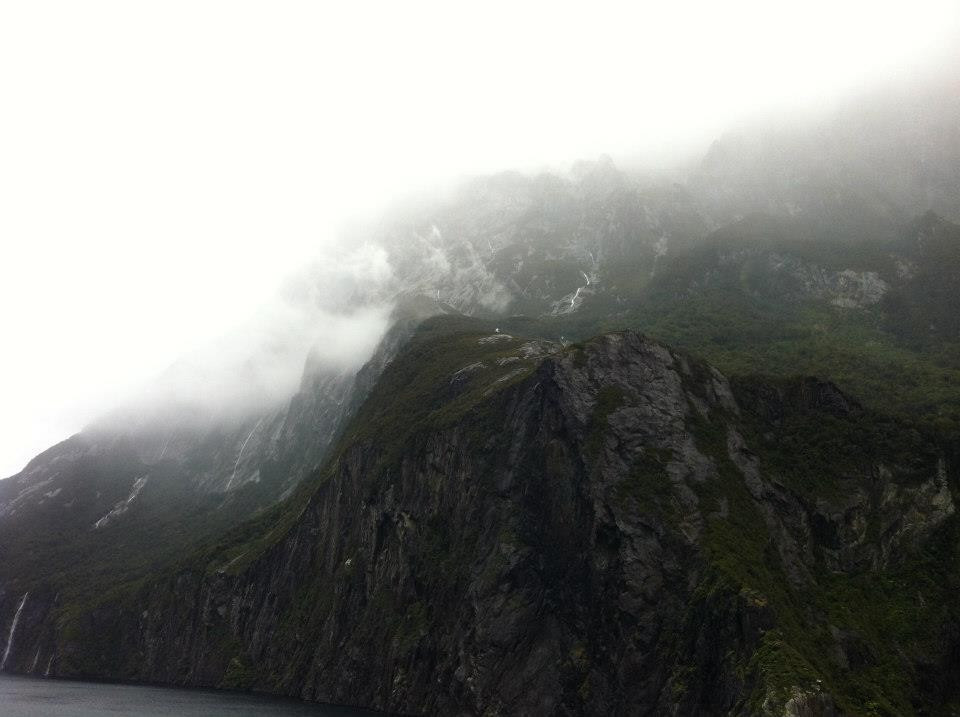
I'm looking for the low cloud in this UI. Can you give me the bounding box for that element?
[95,243,396,433]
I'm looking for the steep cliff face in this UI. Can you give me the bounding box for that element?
[11,316,955,715]
[0,306,436,650]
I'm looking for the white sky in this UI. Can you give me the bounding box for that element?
[1,0,959,477]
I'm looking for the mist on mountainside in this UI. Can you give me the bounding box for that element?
[14,52,960,469]
[3,1,960,479]
[91,243,396,433]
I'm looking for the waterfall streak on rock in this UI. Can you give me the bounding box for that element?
[227,418,265,491]
[1,592,29,671]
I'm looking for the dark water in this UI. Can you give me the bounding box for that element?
[0,674,379,716]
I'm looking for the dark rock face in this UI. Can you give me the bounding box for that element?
[9,320,954,716]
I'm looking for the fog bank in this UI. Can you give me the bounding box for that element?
[2,0,959,476]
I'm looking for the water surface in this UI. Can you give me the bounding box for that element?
[0,673,378,716]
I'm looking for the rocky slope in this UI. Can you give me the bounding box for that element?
[5,315,956,715]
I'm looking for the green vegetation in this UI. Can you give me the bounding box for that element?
[496,214,960,438]
[584,385,625,457]
[633,297,960,438]
[615,446,674,512]
[220,654,257,690]
[669,377,960,715]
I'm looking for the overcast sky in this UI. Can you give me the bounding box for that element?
[1,0,959,478]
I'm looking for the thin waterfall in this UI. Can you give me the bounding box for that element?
[226,417,264,491]
[1,592,29,671]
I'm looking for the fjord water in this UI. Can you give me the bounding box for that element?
[0,674,376,717]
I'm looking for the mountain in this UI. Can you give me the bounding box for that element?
[3,315,958,715]
[2,76,960,715]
